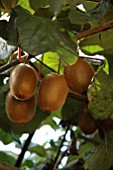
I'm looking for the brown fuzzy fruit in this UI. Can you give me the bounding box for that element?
[6,91,37,124]
[98,118,113,131]
[37,72,69,112]
[64,57,94,94]
[10,63,38,101]
[78,107,97,134]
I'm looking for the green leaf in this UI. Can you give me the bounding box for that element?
[69,0,110,25]
[88,59,113,120]
[0,128,13,144]
[88,131,113,170]
[87,0,110,21]
[48,0,64,16]
[29,145,46,156]
[79,142,94,159]
[38,51,63,75]
[57,43,77,65]
[0,151,16,165]
[21,159,34,170]
[22,159,34,168]
[61,97,85,125]
[29,0,49,11]
[14,5,76,57]
[83,1,98,12]
[79,29,113,55]
[18,0,33,13]
[69,8,89,25]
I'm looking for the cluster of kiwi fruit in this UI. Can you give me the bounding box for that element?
[37,57,94,114]
[62,57,99,134]
[63,57,113,134]
[5,57,110,135]
[37,57,98,135]
[6,63,38,125]
[5,57,97,134]
[5,62,69,125]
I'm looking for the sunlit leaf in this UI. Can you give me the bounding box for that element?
[29,145,46,156]
[18,0,33,13]
[79,30,113,55]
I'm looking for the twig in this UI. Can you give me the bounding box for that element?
[0,59,20,73]
[76,20,113,40]
[52,126,70,169]
[77,134,100,145]
[54,150,68,169]
[15,132,35,168]
[0,54,34,74]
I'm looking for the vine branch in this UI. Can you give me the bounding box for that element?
[76,20,113,40]
[15,131,35,168]
[52,125,70,169]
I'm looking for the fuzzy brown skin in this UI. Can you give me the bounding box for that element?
[38,72,69,113]
[10,63,38,101]
[78,107,98,134]
[64,58,94,94]
[6,91,37,124]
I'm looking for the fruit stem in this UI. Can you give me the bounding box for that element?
[15,131,35,168]
[39,54,44,79]
[17,47,23,62]
[57,58,62,74]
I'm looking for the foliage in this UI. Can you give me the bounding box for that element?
[0,0,113,170]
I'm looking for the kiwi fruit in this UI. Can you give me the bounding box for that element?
[6,91,37,124]
[78,107,97,134]
[98,118,113,131]
[37,72,69,113]
[10,63,38,101]
[64,57,94,94]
